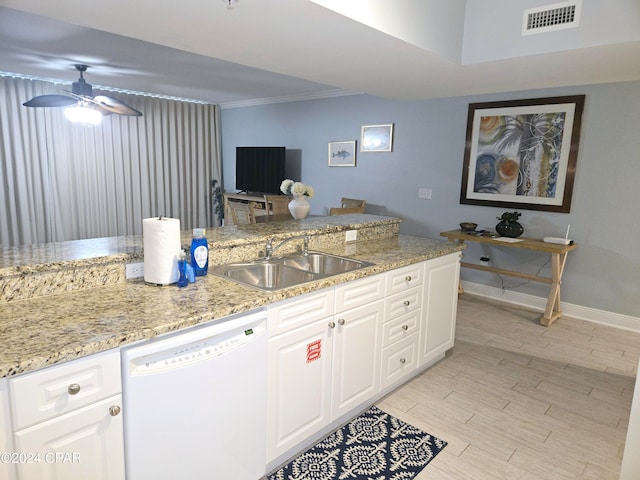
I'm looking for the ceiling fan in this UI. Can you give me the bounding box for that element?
[23,64,143,122]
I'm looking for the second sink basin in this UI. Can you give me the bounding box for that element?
[279,252,372,275]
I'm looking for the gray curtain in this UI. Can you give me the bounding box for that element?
[0,75,222,246]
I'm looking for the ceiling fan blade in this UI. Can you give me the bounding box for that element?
[93,104,114,116]
[23,94,77,108]
[93,95,143,116]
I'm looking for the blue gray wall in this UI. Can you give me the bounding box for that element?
[220,81,640,319]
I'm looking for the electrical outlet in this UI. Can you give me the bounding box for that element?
[126,262,145,279]
[345,230,358,242]
[418,187,432,199]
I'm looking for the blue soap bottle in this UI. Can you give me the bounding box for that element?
[177,250,189,288]
[190,228,209,276]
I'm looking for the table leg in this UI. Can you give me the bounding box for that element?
[541,252,568,326]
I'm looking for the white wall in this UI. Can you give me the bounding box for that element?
[463,0,640,63]
[310,0,466,62]
[220,80,640,321]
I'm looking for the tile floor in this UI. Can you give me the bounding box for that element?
[378,294,640,479]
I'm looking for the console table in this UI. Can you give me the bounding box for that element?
[440,230,577,326]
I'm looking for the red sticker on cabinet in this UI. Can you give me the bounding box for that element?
[307,340,321,363]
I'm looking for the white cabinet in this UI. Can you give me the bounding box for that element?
[267,290,335,462]
[266,275,383,463]
[420,253,461,366]
[620,355,640,479]
[331,275,383,419]
[1,378,17,480]
[381,264,423,390]
[331,300,382,419]
[8,349,124,480]
[266,254,460,467]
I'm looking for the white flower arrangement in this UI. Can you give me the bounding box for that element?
[280,179,315,198]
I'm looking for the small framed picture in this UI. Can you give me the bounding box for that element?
[361,124,394,152]
[328,141,357,167]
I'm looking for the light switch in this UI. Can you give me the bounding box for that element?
[418,188,432,199]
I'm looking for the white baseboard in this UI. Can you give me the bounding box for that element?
[461,281,640,333]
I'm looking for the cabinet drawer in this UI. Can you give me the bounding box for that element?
[380,334,419,390]
[386,263,423,294]
[381,311,420,347]
[385,286,422,319]
[267,288,335,337]
[334,274,385,313]
[9,349,121,430]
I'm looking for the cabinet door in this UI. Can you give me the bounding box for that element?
[0,378,17,480]
[331,301,382,419]
[14,394,125,480]
[420,253,461,367]
[267,319,333,462]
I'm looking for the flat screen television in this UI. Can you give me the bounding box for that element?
[235,146,286,194]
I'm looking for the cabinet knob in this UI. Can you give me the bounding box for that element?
[109,405,121,417]
[400,358,406,364]
[68,383,81,395]
[328,321,336,329]
[402,324,409,331]
[404,300,410,306]
[338,318,345,326]
[405,276,412,282]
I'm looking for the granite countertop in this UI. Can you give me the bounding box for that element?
[0,233,464,378]
[0,214,401,271]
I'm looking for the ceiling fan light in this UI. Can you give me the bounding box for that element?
[64,105,102,125]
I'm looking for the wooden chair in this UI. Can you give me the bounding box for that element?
[329,197,366,215]
[228,202,256,225]
[264,195,291,216]
[329,206,366,215]
[340,198,366,210]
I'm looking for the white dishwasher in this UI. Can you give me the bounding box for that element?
[121,309,267,480]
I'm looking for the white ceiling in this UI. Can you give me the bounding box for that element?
[1,0,640,108]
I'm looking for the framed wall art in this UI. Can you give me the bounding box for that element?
[460,95,585,213]
[361,124,394,152]
[328,140,357,167]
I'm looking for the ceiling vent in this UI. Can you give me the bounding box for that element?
[522,1,581,35]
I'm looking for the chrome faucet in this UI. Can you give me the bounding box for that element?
[265,235,309,260]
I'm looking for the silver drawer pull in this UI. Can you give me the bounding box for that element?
[109,405,121,417]
[328,321,336,329]
[400,358,406,364]
[68,383,81,395]
[404,300,410,306]
[338,318,346,325]
[402,325,409,331]
[405,276,412,282]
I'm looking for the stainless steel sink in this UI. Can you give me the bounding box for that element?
[213,262,319,291]
[279,252,372,275]
[211,251,374,291]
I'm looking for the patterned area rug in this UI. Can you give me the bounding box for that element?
[267,405,447,480]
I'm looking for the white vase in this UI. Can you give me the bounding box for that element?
[288,195,310,220]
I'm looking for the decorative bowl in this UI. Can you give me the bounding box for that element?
[460,222,477,232]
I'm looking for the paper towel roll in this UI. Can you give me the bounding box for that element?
[143,217,181,285]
